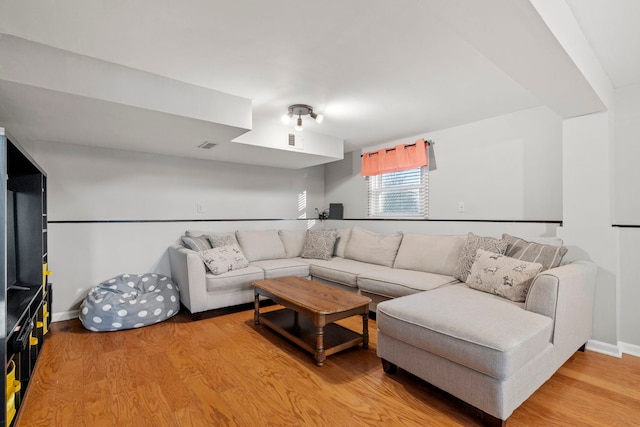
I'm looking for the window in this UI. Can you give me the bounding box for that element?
[367,167,428,218]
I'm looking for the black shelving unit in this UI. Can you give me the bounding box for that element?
[1,128,51,427]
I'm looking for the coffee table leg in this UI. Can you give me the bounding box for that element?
[361,311,369,349]
[315,325,325,366]
[254,289,260,325]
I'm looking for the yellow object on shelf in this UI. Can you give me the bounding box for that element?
[6,361,21,395]
[6,391,16,426]
[6,360,21,426]
[29,334,38,347]
[43,302,50,335]
[42,262,52,291]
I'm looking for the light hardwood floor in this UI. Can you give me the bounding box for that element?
[15,306,640,426]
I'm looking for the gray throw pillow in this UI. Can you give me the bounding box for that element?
[502,234,568,271]
[453,232,508,282]
[466,249,543,302]
[181,235,211,252]
[199,245,249,275]
[301,229,338,260]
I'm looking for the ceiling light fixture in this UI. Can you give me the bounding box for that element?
[281,104,323,131]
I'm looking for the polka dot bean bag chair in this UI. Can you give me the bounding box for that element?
[80,273,179,332]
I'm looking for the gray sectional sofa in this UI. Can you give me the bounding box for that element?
[168,226,597,426]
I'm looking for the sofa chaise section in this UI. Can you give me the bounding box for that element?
[376,260,597,425]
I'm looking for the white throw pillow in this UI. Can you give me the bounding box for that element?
[466,249,542,302]
[199,245,249,275]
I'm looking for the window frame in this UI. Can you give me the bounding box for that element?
[367,166,428,219]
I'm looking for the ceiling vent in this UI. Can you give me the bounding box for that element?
[198,141,218,149]
[288,133,295,146]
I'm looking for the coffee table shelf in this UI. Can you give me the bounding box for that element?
[260,308,363,358]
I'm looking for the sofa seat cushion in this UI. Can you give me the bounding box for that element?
[251,258,310,279]
[376,284,553,380]
[305,258,390,287]
[205,265,265,292]
[358,269,458,298]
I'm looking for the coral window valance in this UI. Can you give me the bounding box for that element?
[361,138,428,177]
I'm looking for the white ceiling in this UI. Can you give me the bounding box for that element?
[566,0,640,89]
[0,0,637,167]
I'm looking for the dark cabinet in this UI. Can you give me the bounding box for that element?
[1,128,51,427]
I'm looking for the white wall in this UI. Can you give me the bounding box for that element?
[23,141,325,318]
[324,219,560,240]
[614,83,640,225]
[325,106,563,220]
[618,229,640,350]
[613,83,640,351]
[559,112,619,349]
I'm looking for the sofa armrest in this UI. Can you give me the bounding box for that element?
[525,260,597,360]
[168,244,208,313]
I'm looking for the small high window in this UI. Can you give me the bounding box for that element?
[367,167,428,218]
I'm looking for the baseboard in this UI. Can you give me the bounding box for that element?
[52,310,79,322]
[586,339,622,358]
[619,342,640,358]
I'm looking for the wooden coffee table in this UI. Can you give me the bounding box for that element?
[253,276,371,366]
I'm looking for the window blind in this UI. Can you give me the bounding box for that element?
[367,167,428,218]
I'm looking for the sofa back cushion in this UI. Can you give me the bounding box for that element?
[333,228,352,258]
[236,229,286,262]
[344,227,403,267]
[393,234,466,276]
[278,229,306,258]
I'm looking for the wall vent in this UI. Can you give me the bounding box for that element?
[288,133,295,146]
[198,141,217,149]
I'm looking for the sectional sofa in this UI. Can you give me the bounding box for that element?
[168,226,597,426]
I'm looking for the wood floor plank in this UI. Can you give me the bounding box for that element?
[14,308,640,426]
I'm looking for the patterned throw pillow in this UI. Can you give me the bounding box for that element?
[181,235,211,252]
[199,245,249,275]
[207,234,239,248]
[301,229,339,260]
[453,232,508,282]
[502,234,568,271]
[466,249,543,302]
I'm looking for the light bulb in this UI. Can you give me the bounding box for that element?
[314,113,324,123]
[295,117,303,131]
[281,113,291,124]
